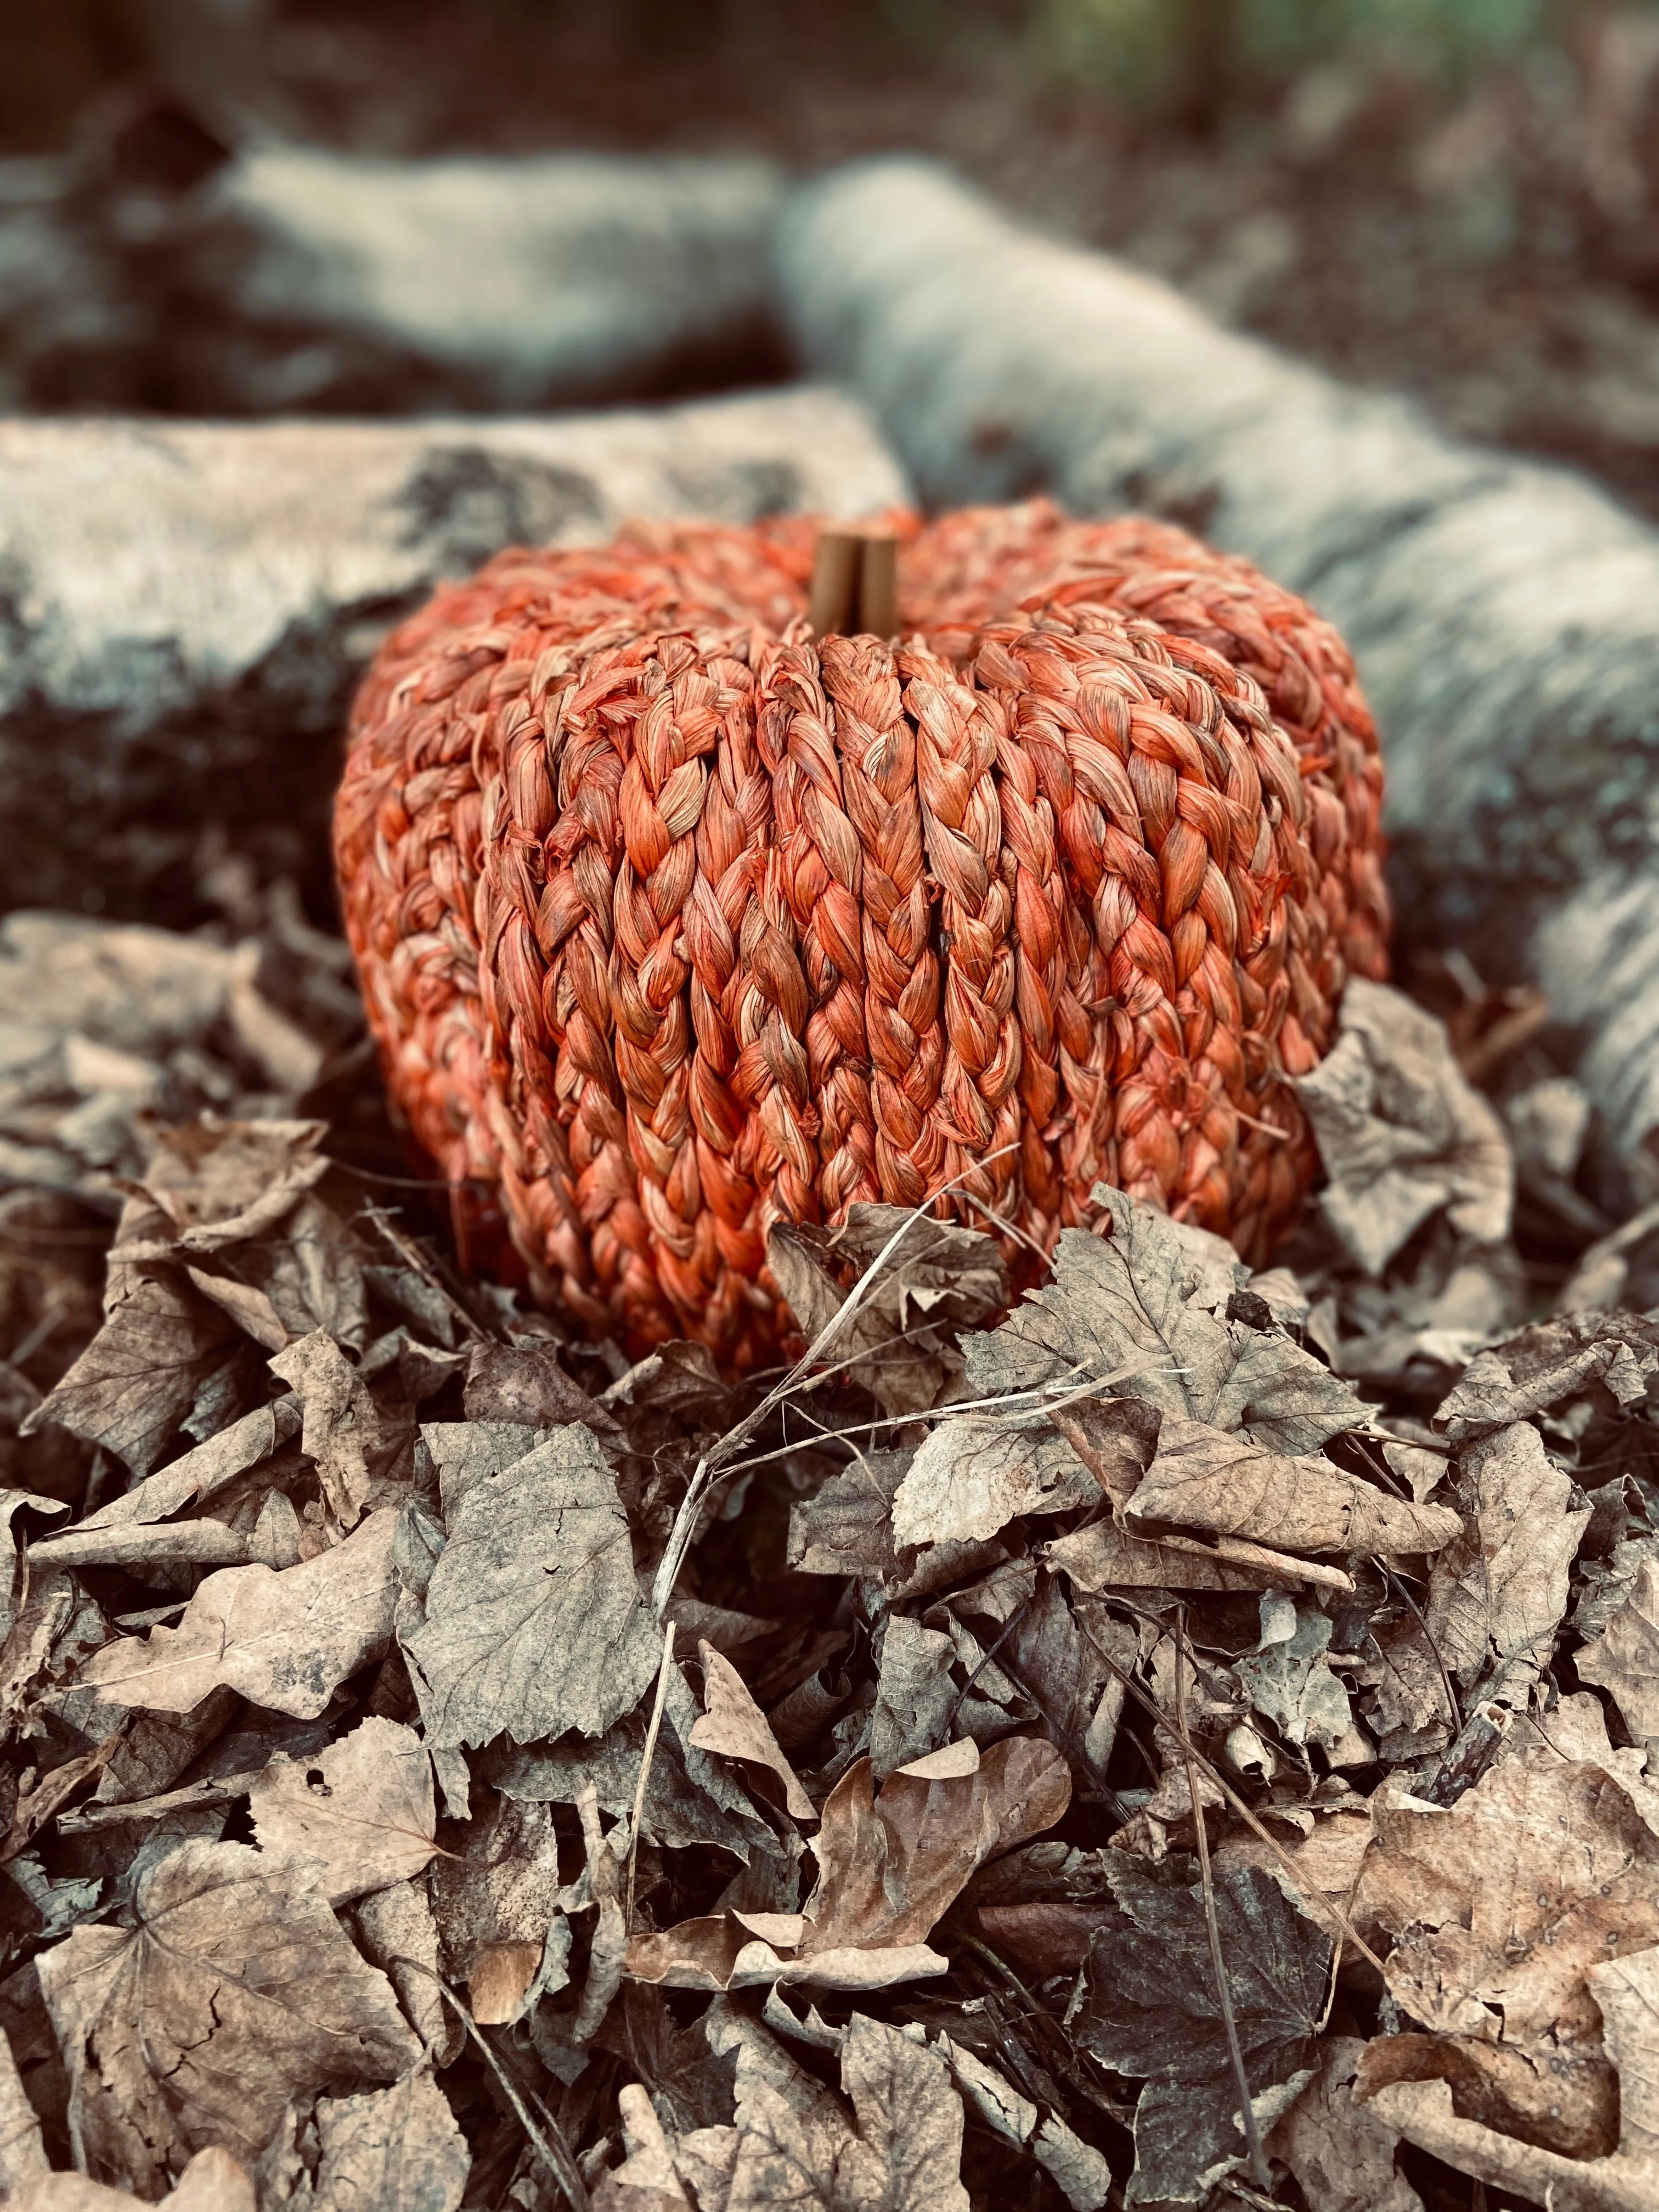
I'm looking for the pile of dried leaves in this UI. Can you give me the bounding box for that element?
[4,882,1659,2212]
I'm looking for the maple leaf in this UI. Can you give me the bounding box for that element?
[1080,1857,1334,2205]
[37,1841,417,2193]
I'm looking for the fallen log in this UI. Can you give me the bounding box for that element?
[0,128,785,415]
[777,159,1659,1161]
[0,387,906,919]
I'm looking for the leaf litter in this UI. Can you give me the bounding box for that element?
[5,885,1659,2207]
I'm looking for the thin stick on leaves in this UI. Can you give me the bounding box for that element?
[1174,1612,1271,2193]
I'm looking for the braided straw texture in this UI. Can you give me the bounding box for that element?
[334,499,1389,1368]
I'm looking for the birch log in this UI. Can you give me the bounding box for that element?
[0,142,785,416]
[0,387,906,918]
[777,159,1659,1160]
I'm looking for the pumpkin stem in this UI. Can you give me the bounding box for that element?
[808,525,900,639]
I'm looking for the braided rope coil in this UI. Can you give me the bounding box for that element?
[334,500,1389,1369]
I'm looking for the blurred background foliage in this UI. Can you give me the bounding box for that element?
[0,0,1645,154]
[1030,0,1562,114]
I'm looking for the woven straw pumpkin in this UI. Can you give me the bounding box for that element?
[334,499,1387,1368]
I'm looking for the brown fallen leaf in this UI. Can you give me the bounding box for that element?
[352,1879,457,2063]
[0,2018,45,2195]
[430,1792,564,2029]
[403,1424,660,1750]
[18,2143,256,2209]
[1355,2027,1617,2162]
[1362,1944,1659,2211]
[589,2080,695,2210]
[870,1616,957,1780]
[304,2069,470,2212]
[1359,1757,1659,2046]
[724,2007,969,2212]
[1266,2038,1424,2212]
[249,1716,436,1905]
[690,1643,815,1824]
[1042,1518,1289,1594]
[77,1506,399,1718]
[1436,1310,1659,1442]
[21,1272,237,1476]
[462,1338,625,1447]
[769,1204,1009,1419]
[1124,1413,1462,1559]
[0,1732,122,1865]
[65,1396,302,1536]
[626,1736,1069,1993]
[1213,1809,1376,1963]
[975,1903,1097,1978]
[269,1328,410,1528]
[1424,1420,1590,1687]
[118,1118,333,1255]
[1293,978,1513,1276]
[889,1417,1097,1550]
[964,1184,1364,1454]
[36,1840,417,2193]
[1577,1558,1659,1739]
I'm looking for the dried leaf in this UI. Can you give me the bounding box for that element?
[1266,2038,1424,2212]
[430,1792,563,2028]
[1237,1594,1355,1756]
[0,2020,45,2193]
[1125,1413,1462,1559]
[725,2009,969,2211]
[1081,1857,1334,2205]
[1354,2026,1617,2162]
[307,2068,470,2212]
[1577,1558,1659,1739]
[36,1839,417,2193]
[965,1186,1364,1454]
[788,1451,911,1584]
[1363,1963,1659,2212]
[573,1781,628,2042]
[250,1716,436,1905]
[889,1418,1094,1549]
[22,1273,236,1476]
[403,1424,659,1749]
[1424,1420,1590,1686]
[461,1339,624,1447]
[1042,1518,1281,1594]
[70,1396,301,1534]
[1436,1311,1659,1442]
[78,1506,399,1718]
[770,1205,1009,1419]
[870,1617,957,1781]
[20,2144,256,2208]
[690,1643,815,1824]
[353,1877,454,2062]
[0,913,233,1060]
[627,1737,1068,1993]
[121,1119,332,1255]
[185,1192,367,1354]
[1359,1757,1659,2043]
[803,1737,1069,1954]
[1294,978,1513,1275]
[269,1328,410,1528]
[493,1661,767,1861]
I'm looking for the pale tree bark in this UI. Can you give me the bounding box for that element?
[777,159,1659,1159]
[0,388,904,917]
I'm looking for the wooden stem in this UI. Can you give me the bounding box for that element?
[808,526,900,639]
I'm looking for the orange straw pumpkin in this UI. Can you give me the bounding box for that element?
[334,499,1387,1368]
